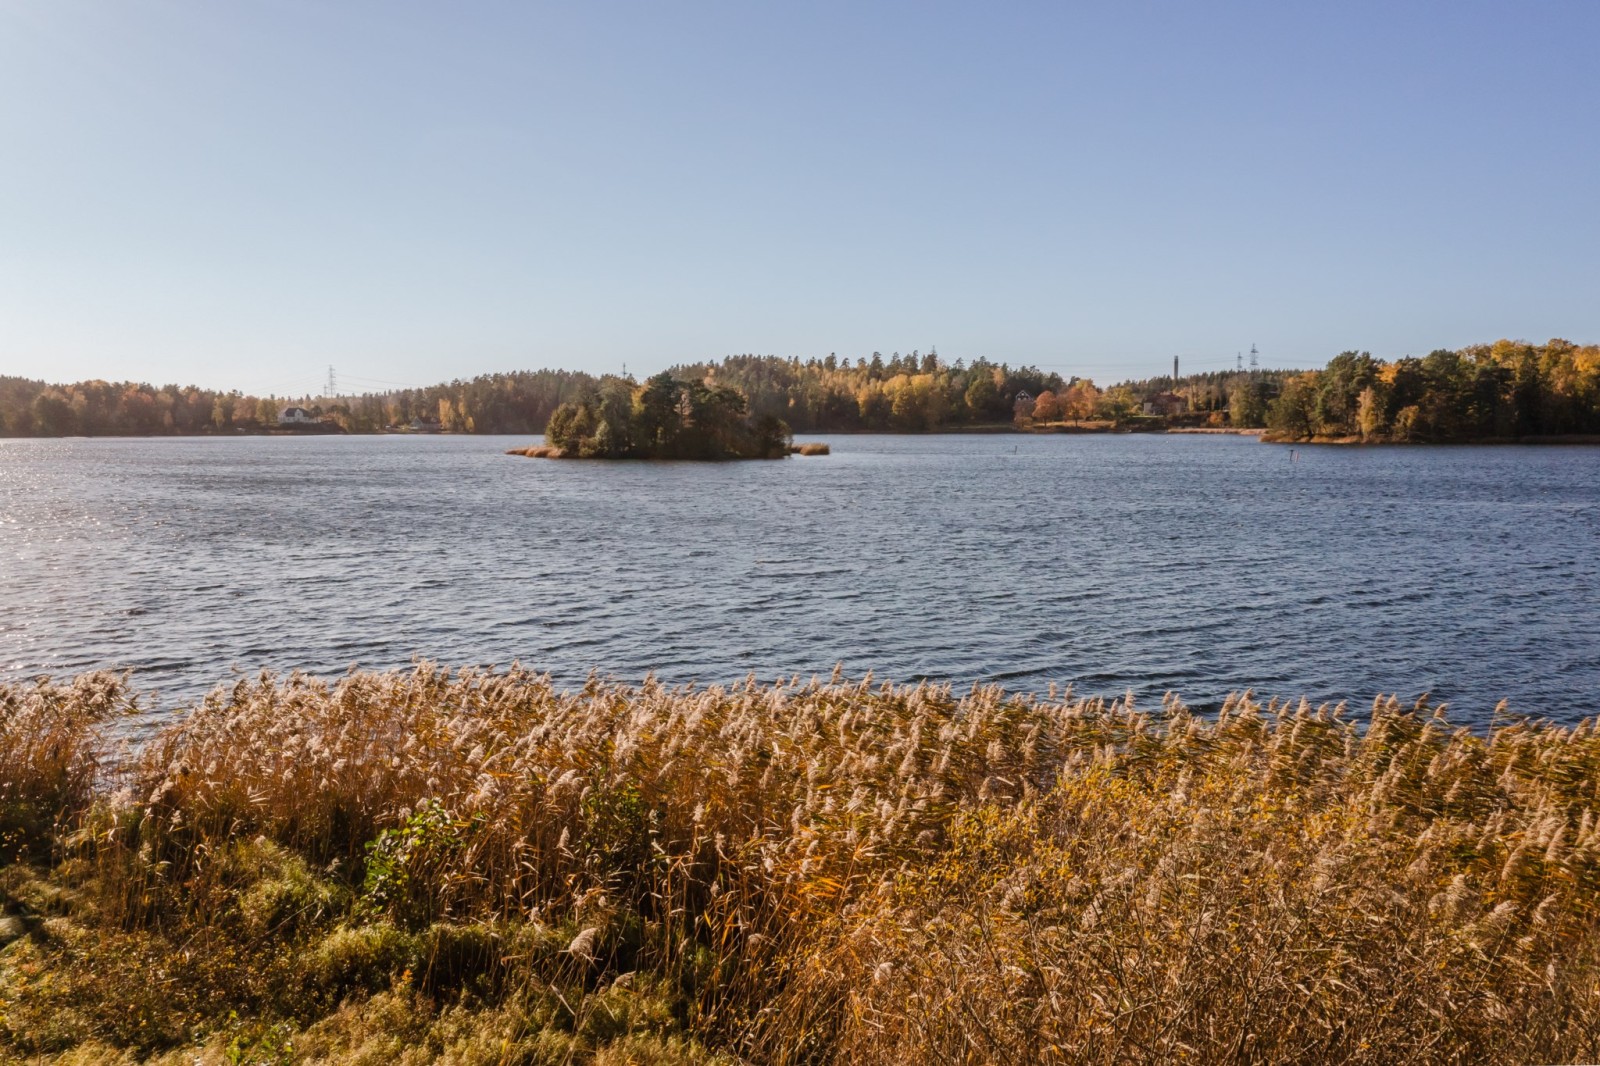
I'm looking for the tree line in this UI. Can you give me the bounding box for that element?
[3,340,1595,441]
[1259,339,1600,441]
[0,351,1067,437]
[0,370,597,437]
[671,351,1067,431]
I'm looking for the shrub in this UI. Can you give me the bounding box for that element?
[300,923,420,1000]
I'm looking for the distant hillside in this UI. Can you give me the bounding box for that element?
[0,370,598,437]
[0,352,1068,436]
[4,340,1594,440]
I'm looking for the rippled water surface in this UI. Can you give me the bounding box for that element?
[2,434,1597,727]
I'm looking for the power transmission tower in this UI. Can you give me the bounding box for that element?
[1249,344,1259,373]
[1237,351,1244,371]
[325,365,338,397]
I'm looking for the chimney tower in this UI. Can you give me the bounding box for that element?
[1173,355,1179,384]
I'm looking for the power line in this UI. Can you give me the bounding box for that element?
[1031,358,1258,373]
[233,380,325,398]
[337,373,430,389]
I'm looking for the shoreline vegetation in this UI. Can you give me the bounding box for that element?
[6,339,1596,446]
[1251,340,1600,444]
[510,374,791,461]
[4,668,1599,1063]
[506,438,831,463]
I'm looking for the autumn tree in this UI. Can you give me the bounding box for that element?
[1061,381,1100,424]
[1356,386,1385,440]
[1097,386,1139,423]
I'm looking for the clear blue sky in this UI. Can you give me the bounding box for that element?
[2,1,1595,394]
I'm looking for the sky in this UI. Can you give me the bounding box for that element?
[1,1,1596,395]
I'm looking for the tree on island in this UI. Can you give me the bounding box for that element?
[544,373,791,459]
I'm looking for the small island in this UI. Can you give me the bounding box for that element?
[508,372,793,460]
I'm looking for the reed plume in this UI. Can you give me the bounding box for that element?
[2,670,1597,1063]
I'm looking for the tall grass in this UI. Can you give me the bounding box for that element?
[771,695,1600,1062]
[0,672,127,858]
[3,668,1599,1063]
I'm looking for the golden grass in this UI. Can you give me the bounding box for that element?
[0,674,128,860]
[506,445,566,458]
[788,443,830,456]
[3,668,1599,1063]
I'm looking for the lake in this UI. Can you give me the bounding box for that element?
[2,433,1597,728]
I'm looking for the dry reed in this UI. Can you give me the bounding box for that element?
[0,672,128,858]
[2,669,1598,1063]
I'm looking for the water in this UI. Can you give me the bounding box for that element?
[2,433,1597,728]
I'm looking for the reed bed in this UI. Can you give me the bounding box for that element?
[0,673,129,860]
[788,443,830,456]
[1,668,1598,1064]
[506,445,566,459]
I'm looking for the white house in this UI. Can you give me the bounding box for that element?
[278,406,317,426]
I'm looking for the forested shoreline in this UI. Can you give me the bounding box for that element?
[0,352,1068,437]
[3,339,1596,443]
[1259,339,1600,442]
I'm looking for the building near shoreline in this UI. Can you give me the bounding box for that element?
[1143,391,1188,417]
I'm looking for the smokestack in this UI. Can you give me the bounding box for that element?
[1173,355,1179,383]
